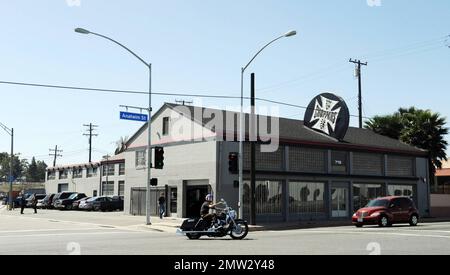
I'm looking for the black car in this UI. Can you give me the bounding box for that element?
[41,194,56,209]
[111,196,124,211]
[56,193,87,210]
[52,192,76,209]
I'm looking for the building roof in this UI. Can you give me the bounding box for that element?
[126,103,428,156]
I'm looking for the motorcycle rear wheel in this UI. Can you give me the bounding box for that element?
[230,220,249,240]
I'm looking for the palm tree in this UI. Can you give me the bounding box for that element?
[365,107,448,175]
[400,109,448,171]
[365,114,404,139]
[114,136,129,155]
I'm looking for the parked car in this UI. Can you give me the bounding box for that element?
[79,196,120,212]
[26,194,46,208]
[41,194,56,209]
[352,196,419,228]
[72,197,91,210]
[55,193,87,210]
[52,192,76,209]
[111,196,124,211]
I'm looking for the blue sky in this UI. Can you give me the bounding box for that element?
[0,0,449,165]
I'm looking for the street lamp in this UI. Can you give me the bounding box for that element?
[0,122,14,211]
[238,30,297,219]
[75,27,153,225]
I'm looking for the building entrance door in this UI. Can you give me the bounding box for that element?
[331,186,349,218]
[185,185,209,218]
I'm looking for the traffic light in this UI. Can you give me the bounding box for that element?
[154,147,165,169]
[150,178,158,186]
[228,152,238,173]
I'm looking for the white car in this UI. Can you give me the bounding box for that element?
[36,199,45,209]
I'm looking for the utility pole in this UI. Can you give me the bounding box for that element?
[83,123,98,163]
[49,145,63,167]
[349,59,368,128]
[250,73,256,226]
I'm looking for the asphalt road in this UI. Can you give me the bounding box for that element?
[1,209,450,255]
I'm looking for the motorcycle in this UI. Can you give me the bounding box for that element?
[176,200,249,240]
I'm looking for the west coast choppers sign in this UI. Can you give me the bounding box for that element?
[304,93,350,141]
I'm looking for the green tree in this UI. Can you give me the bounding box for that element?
[0,153,24,181]
[26,157,39,182]
[365,107,448,174]
[36,160,48,182]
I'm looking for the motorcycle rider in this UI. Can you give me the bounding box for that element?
[200,194,217,227]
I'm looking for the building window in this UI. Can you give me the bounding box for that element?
[331,151,348,174]
[163,117,170,136]
[352,152,383,176]
[47,171,56,180]
[353,183,384,212]
[102,181,114,196]
[243,180,282,216]
[387,156,414,177]
[388,185,414,197]
[103,164,115,176]
[434,176,450,194]
[87,167,98,178]
[118,181,125,197]
[288,182,325,215]
[72,168,83,179]
[289,147,326,173]
[136,150,146,167]
[170,188,178,214]
[59,169,68,180]
[119,163,125,176]
[244,144,284,171]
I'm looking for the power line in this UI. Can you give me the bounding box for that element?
[0,80,371,119]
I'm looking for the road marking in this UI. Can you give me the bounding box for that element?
[278,229,450,240]
[0,231,143,239]
[0,228,104,234]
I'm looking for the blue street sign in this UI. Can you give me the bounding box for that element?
[120,112,148,122]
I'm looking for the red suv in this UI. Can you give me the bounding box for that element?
[352,196,419,228]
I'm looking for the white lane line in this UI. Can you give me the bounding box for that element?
[0,231,143,239]
[277,230,450,240]
[0,228,104,234]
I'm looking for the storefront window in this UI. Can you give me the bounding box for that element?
[289,182,325,214]
[388,185,414,197]
[353,183,384,212]
[243,181,282,216]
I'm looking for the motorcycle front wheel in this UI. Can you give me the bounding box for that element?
[230,220,249,240]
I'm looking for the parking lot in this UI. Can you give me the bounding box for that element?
[1,207,450,255]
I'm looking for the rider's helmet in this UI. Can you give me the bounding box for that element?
[205,194,214,202]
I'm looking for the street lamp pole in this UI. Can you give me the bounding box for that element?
[75,28,153,225]
[0,122,13,211]
[238,30,297,219]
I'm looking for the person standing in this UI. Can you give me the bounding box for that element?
[158,193,166,219]
[32,193,38,214]
[20,192,26,215]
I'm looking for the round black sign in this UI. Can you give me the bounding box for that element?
[303,93,350,141]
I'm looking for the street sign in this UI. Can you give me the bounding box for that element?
[120,112,148,122]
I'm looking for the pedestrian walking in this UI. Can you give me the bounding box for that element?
[158,193,166,219]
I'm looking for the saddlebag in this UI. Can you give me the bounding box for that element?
[180,219,199,231]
